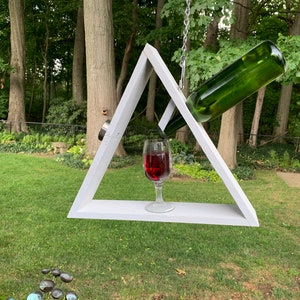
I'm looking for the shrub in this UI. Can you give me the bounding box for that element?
[170,139,189,154]
[0,131,16,143]
[173,163,222,182]
[56,153,88,169]
[46,99,87,126]
[232,166,254,180]
[172,151,195,165]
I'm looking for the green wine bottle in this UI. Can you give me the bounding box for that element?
[163,40,287,136]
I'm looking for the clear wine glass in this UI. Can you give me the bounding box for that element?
[143,139,174,213]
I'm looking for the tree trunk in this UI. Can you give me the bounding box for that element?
[273,84,293,142]
[84,0,125,157]
[218,109,238,169]
[236,102,244,145]
[42,20,49,123]
[203,16,219,52]
[27,59,37,120]
[273,0,300,142]
[193,15,220,148]
[248,86,266,148]
[217,0,250,169]
[7,0,27,132]
[175,47,190,144]
[146,0,164,123]
[116,0,138,103]
[72,5,85,105]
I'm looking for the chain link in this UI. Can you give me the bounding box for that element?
[179,0,191,90]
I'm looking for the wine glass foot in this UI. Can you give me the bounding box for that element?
[145,202,174,213]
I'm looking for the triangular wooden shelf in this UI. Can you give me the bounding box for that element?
[68,44,259,226]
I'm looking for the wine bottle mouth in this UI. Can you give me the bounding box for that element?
[98,120,111,141]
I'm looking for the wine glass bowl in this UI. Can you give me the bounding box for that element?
[143,139,174,213]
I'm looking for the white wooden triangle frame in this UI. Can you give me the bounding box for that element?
[68,44,259,227]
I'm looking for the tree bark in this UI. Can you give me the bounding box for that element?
[42,20,49,123]
[218,109,239,169]
[72,5,85,105]
[273,84,293,142]
[248,86,266,148]
[84,0,125,157]
[203,16,219,52]
[217,0,250,169]
[7,0,27,132]
[116,0,138,103]
[273,0,300,142]
[175,75,190,144]
[146,0,164,123]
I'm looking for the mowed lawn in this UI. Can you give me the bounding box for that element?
[0,153,299,299]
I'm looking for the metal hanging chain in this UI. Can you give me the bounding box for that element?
[179,0,191,90]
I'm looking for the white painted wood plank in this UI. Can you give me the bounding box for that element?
[75,201,250,226]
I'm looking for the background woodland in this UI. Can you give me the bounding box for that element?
[1,0,300,167]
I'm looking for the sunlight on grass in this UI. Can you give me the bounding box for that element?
[0,153,299,299]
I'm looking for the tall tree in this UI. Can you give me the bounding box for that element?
[41,0,50,123]
[116,0,138,103]
[273,0,300,142]
[84,0,125,157]
[146,0,164,122]
[248,86,266,148]
[7,0,27,132]
[72,3,85,105]
[217,0,250,169]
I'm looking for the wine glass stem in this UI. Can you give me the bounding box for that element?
[154,182,164,203]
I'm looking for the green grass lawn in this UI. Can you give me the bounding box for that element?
[0,153,299,299]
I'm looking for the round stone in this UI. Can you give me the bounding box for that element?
[41,268,51,275]
[51,288,63,299]
[51,268,61,277]
[26,291,43,300]
[65,291,78,300]
[60,272,73,283]
[39,279,55,292]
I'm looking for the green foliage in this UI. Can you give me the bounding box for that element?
[171,142,300,181]
[174,163,222,182]
[185,39,261,90]
[56,143,92,169]
[46,99,87,126]
[0,130,16,143]
[0,94,8,119]
[22,133,41,144]
[0,141,46,153]
[277,34,300,84]
[162,0,233,42]
[173,162,253,181]
[288,100,300,150]
[67,144,85,155]
[232,166,254,181]
[123,134,147,154]
[238,144,300,173]
[267,149,300,172]
[56,152,90,169]
[56,145,134,170]
[172,151,195,165]
[0,130,83,154]
[123,116,158,154]
[170,138,189,154]
[108,156,135,169]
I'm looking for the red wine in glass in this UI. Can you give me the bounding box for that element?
[143,139,174,213]
[144,152,170,182]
